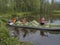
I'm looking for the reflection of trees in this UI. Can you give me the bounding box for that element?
[46,31,60,34]
[14,27,60,38]
[40,31,45,36]
[40,30,60,37]
[21,29,37,37]
[40,30,48,37]
[14,27,19,37]
[22,29,37,37]
[22,28,28,38]
[42,30,60,34]
[21,29,60,37]
[30,29,37,33]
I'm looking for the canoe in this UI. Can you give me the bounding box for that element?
[8,25,60,31]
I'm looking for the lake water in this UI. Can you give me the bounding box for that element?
[48,20,60,25]
[19,30,60,45]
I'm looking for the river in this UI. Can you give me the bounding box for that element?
[19,30,60,45]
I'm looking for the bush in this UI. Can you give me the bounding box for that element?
[0,20,20,45]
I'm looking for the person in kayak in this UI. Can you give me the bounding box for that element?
[12,17,18,23]
[40,17,47,25]
[22,18,27,24]
[8,17,18,25]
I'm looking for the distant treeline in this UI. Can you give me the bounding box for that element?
[0,0,60,15]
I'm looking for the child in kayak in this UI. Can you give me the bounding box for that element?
[8,17,18,25]
[12,17,17,23]
[22,18,27,24]
[40,17,47,25]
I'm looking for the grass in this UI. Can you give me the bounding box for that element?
[0,20,21,45]
[53,14,60,16]
[53,10,60,13]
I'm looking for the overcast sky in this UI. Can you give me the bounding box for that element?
[56,0,60,2]
[49,0,60,2]
[49,0,60,3]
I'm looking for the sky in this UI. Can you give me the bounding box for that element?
[49,0,60,3]
[56,0,60,2]
[49,0,60,2]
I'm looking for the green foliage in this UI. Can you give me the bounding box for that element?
[0,0,41,13]
[0,20,20,45]
[15,0,40,12]
[0,0,60,15]
[0,37,20,45]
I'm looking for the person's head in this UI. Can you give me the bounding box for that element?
[41,17,45,20]
[16,16,18,21]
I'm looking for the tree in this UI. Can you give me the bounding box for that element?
[14,0,40,12]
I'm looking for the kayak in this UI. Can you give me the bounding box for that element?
[8,24,60,31]
[8,20,60,31]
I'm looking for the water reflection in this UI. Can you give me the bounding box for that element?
[20,29,37,38]
[40,30,48,37]
[20,28,60,38]
[20,29,48,38]
[22,28,28,37]
[19,28,60,45]
[46,31,60,34]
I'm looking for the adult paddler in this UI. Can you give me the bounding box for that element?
[12,17,18,23]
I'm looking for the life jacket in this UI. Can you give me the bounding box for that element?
[12,18,17,23]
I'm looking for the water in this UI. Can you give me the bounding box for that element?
[48,20,60,25]
[52,20,60,24]
[19,29,60,45]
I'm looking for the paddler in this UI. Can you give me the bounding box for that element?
[40,17,47,25]
[22,18,27,24]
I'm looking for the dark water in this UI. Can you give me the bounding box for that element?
[19,29,60,45]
